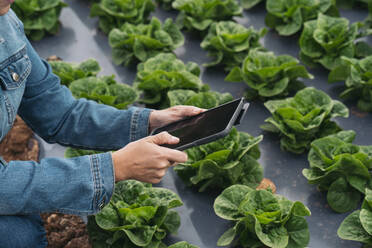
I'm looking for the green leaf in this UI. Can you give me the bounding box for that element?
[327,177,361,213]
[338,210,372,243]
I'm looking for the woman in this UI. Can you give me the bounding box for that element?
[0,1,203,247]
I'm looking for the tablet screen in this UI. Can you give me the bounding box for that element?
[152,99,242,149]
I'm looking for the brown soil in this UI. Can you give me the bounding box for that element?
[0,116,91,248]
[256,178,277,194]
[0,116,39,162]
[40,213,91,248]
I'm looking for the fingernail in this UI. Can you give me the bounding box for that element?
[171,136,179,142]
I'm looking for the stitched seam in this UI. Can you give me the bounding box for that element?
[0,45,26,70]
[90,154,102,212]
[130,109,140,142]
[4,94,14,125]
[1,54,31,90]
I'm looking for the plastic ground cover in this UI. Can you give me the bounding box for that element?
[32,1,372,247]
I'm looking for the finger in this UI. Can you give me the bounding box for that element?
[147,131,179,145]
[173,105,206,117]
[159,147,188,163]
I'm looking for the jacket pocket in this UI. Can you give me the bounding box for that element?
[0,45,31,90]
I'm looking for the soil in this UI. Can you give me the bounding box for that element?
[257,178,277,194]
[0,116,92,248]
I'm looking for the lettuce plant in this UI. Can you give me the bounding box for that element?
[90,0,155,34]
[264,0,338,36]
[87,180,183,248]
[50,59,101,86]
[200,21,266,71]
[272,1,338,32]
[172,0,242,32]
[303,131,372,213]
[69,75,138,109]
[338,188,372,246]
[241,0,264,9]
[226,49,313,100]
[174,127,263,192]
[299,13,364,70]
[108,18,184,66]
[167,89,233,109]
[169,242,199,248]
[214,185,311,248]
[135,53,208,109]
[11,0,67,41]
[329,56,372,112]
[261,87,349,154]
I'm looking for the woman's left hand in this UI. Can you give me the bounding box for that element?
[149,105,205,133]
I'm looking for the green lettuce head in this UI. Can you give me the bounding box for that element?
[11,0,67,41]
[265,0,338,36]
[329,55,372,112]
[175,127,264,192]
[90,0,155,34]
[108,17,184,66]
[261,87,349,154]
[299,13,363,70]
[201,21,266,71]
[226,49,313,100]
[88,180,183,248]
[135,53,208,109]
[214,185,311,248]
[172,0,242,32]
[50,59,101,86]
[303,131,372,213]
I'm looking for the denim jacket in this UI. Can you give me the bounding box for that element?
[0,10,152,215]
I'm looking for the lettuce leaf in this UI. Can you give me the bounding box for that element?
[172,0,242,32]
[201,21,266,71]
[135,53,209,109]
[214,185,311,248]
[261,87,349,154]
[11,0,67,41]
[88,180,183,247]
[90,0,155,34]
[69,75,138,109]
[108,17,184,66]
[175,127,264,192]
[299,13,364,70]
[226,49,313,100]
[265,0,338,36]
[338,189,372,245]
[50,59,101,86]
[303,130,372,213]
[329,55,372,112]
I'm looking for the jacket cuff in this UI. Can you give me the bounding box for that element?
[129,107,153,142]
[90,152,115,213]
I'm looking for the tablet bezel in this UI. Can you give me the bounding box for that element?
[150,98,248,150]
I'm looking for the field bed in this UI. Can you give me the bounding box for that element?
[32,1,372,247]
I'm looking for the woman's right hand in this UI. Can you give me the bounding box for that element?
[111,132,188,184]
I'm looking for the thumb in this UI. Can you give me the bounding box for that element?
[147,131,180,145]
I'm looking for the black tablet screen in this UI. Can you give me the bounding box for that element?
[152,99,242,149]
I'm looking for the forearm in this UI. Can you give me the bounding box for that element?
[0,153,114,215]
[19,40,151,150]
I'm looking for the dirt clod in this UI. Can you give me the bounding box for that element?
[256,178,277,194]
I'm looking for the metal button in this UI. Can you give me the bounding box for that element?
[12,72,19,82]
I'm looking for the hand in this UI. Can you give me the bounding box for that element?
[112,132,188,184]
[148,105,205,133]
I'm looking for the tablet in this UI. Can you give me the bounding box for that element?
[150,98,249,150]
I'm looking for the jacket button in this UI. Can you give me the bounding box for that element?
[12,72,19,82]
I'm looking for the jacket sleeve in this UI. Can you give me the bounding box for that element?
[0,152,114,215]
[18,39,152,151]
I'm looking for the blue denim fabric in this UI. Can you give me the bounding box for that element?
[0,9,152,217]
[0,215,47,248]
